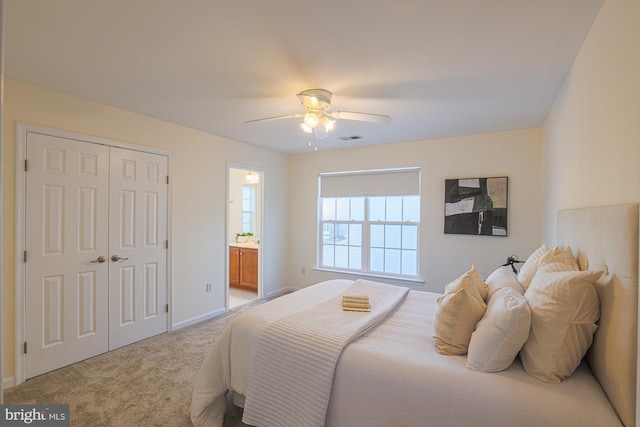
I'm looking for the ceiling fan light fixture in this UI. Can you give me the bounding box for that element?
[300,122,313,133]
[320,115,335,131]
[304,112,319,128]
[297,89,332,110]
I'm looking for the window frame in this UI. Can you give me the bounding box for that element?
[317,194,423,285]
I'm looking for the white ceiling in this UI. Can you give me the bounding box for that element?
[4,0,604,153]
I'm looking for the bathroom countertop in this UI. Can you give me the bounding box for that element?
[229,242,259,249]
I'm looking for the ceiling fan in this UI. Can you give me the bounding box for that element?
[245,89,392,142]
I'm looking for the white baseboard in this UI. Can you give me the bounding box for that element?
[172,288,298,331]
[2,376,15,391]
[172,307,227,331]
[265,286,300,299]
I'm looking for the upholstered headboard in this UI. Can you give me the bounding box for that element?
[557,203,639,427]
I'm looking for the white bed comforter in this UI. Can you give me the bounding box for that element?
[191,279,623,427]
[190,279,356,426]
[242,280,408,427]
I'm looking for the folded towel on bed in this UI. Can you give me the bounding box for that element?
[343,306,371,312]
[342,295,370,303]
[342,295,371,311]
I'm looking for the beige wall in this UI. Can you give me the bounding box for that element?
[542,0,640,242]
[288,128,544,293]
[1,79,289,381]
[542,1,640,420]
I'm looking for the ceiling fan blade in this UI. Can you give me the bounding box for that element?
[329,111,392,124]
[244,113,304,124]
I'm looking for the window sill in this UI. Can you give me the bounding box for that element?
[312,267,425,286]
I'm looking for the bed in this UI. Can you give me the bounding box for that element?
[191,203,638,427]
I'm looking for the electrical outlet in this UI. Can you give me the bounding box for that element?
[206,282,213,292]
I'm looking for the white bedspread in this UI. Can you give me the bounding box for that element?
[190,279,355,427]
[242,280,408,427]
[327,289,622,427]
[191,279,623,427]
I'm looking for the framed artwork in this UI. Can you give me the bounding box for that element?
[444,177,508,236]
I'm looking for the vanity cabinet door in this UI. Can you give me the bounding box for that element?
[240,248,258,291]
[229,247,241,287]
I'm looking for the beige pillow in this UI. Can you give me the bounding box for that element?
[543,246,579,272]
[516,244,552,290]
[444,265,488,302]
[433,288,487,355]
[467,287,531,372]
[485,265,524,299]
[520,265,602,383]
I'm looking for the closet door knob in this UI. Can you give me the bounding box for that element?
[90,256,106,263]
[111,254,129,262]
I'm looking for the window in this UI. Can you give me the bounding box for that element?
[318,168,421,280]
[242,185,256,233]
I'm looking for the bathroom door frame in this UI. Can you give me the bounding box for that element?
[226,162,265,308]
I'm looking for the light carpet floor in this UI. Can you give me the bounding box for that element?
[4,300,266,427]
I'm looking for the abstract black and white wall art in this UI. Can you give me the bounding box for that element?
[444,177,508,236]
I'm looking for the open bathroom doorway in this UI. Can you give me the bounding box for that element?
[227,164,264,309]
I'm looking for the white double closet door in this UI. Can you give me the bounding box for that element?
[24,132,168,379]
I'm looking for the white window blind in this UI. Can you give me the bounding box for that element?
[319,168,420,198]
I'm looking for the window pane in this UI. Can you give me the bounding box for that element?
[386,196,403,222]
[336,198,350,220]
[371,224,385,247]
[242,186,254,211]
[402,225,418,250]
[336,223,349,245]
[370,197,386,221]
[351,197,365,221]
[370,248,384,272]
[386,225,401,249]
[402,250,417,275]
[385,249,401,274]
[322,198,336,220]
[349,224,362,246]
[335,246,349,268]
[349,247,362,269]
[322,223,334,244]
[322,245,334,267]
[242,213,252,233]
[403,196,420,222]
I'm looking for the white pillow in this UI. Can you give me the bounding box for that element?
[544,246,580,272]
[444,265,488,302]
[485,265,524,299]
[433,288,487,355]
[520,265,602,383]
[516,244,552,290]
[467,287,531,372]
